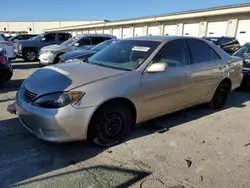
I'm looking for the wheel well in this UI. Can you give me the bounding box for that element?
[23,47,37,53]
[87,97,137,138]
[221,78,232,91]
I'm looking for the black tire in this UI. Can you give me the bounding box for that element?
[88,103,132,147]
[209,81,230,109]
[23,49,37,62]
[0,70,12,83]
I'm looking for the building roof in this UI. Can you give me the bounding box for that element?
[45,3,250,31]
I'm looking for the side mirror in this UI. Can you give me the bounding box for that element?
[41,37,46,42]
[74,43,80,47]
[147,62,167,73]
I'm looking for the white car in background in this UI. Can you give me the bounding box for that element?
[0,33,15,59]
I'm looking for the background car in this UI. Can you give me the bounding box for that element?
[9,34,37,42]
[203,36,241,54]
[16,36,242,147]
[0,48,13,83]
[38,34,116,65]
[232,42,250,86]
[14,32,72,62]
[0,33,15,60]
[59,39,119,63]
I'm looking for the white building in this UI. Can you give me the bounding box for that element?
[0,20,104,36]
[44,3,250,45]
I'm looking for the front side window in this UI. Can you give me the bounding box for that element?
[153,39,188,67]
[43,33,55,42]
[91,37,107,45]
[233,44,250,57]
[78,37,91,46]
[89,40,160,70]
[187,39,221,64]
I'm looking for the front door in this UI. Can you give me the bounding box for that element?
[141,39,191,119]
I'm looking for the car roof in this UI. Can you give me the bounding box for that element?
[76,34,116,38]
[124,35,200,42]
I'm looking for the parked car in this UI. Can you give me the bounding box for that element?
[232,43,250,86]
[59,39,119,63]
[9,34,37,42]
[15,36,243,146]
[0,48,13,83]
[0,33,15,60]
[203,36,241,54]
[38,34,116,65]
[14,32,72,62]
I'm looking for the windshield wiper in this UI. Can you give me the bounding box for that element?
[90,62,133,71]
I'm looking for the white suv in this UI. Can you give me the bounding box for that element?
[0,33,15,59]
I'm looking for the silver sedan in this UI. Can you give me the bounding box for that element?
[16,36,243,146]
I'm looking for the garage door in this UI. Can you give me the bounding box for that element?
[72,31,77,36]
[82,31,88,34]
[112,28,121,38]
[77,31,82,35]
[89,30,95,34]
[183,23,199,37]
[134,27,144,36]
[96,29,103,34]
[236,20,250,45]
[103,29,110,34]
[164,25,177,35]
[206,21,228,37]
[148,26,159,36]
[122,28,132,38]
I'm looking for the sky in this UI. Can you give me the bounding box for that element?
[1,0,250,21]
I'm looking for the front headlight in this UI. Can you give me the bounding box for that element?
[32,92,84,108]
[42,49,54,54]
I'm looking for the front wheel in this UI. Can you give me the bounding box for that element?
[88,103,132,147]
[23,50,37,62]
[209,81,230,109]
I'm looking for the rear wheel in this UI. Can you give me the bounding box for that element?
[88,103,132,147]
[209,81,230,109]
[23,49,37,62]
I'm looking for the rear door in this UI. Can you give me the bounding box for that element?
[181,39,224,105]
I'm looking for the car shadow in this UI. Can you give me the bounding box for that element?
[12,62,41,69]
[0,79,24,93]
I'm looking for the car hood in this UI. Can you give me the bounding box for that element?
[59,49,97,60]
[23,62,127,95]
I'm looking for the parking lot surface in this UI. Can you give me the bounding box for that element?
[1,60,250,188]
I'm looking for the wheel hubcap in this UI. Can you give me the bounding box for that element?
[101,112,123,137]
[26,52,36,60]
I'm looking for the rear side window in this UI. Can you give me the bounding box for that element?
[91,37,107,45]
[187,39,221,64]
[59,33,71,41]
[154,39,188,67]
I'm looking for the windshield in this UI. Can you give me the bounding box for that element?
[233,44,250,57]
[90,40,117,51]
[88,40,160,71]
[0,34,8,41]
[29,34,44,41]
[61,36,80,46]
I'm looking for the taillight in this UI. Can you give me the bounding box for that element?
[0,56,7,64]
[0,41,12,46]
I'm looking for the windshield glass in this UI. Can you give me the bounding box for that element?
[90,40,117,51]
[88,40,160,71]
[233,44,250,57]
[61,36,81,46]
[29,34,44,41]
